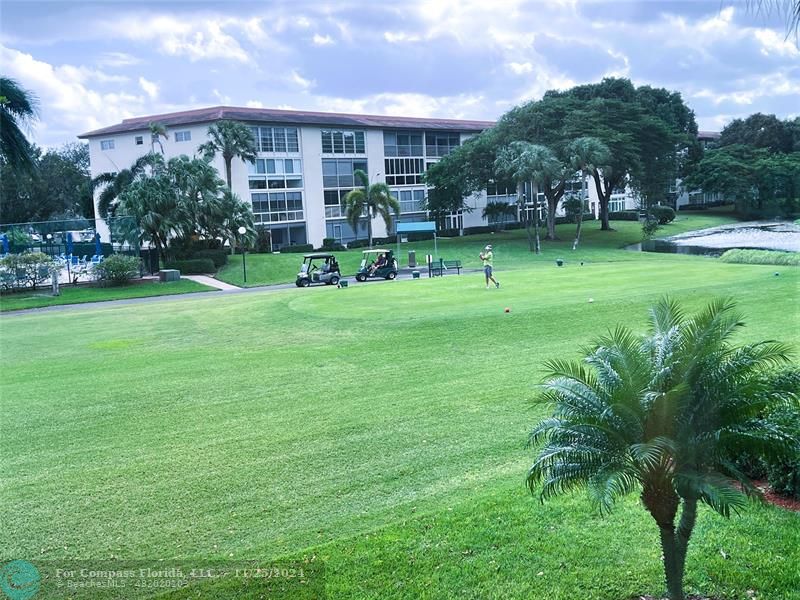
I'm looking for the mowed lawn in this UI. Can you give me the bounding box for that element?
[216,212,737,287]
[1,245,799,598]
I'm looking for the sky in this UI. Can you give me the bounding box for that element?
[2,0,798,148]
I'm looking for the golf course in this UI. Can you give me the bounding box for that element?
[1,216,798,599]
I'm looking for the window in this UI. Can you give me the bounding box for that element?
[175,130,191,142]
[321,159,368,218]
[248,159,303,190]
[100,139,115,150]
[390,189,426,213]
[321,130,366,154]
[250,126,300,153]
[425,132,460,157]
[250,191,304,222]
[135,136,144,146]
[384,158,425,186]
[384,131,423,157]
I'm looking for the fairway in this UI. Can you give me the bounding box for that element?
[1,248,798,598]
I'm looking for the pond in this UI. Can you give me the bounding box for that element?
[628,221,800,256]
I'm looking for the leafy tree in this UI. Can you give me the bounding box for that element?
[344,169,400,247]
[566,136,609,249]
[527,298,797,600]
[494,141,555,253]
[148,121,168,155]
[204,189,255,255]
[93,153,164,219]
[718,113,798,153]
[197,120,257,189]
[0,77,38,173]
[166,155,224,239]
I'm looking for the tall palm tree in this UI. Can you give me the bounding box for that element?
[566,136,610,250]
[495,141,560,253]
[482,201,516,231]
[93,153,164,219]
[527,298,796,600]
[344,169,400,247]
[0,77,39,172]
[201,189,255,255]
[197,120,257,189]
[148,121,168,155]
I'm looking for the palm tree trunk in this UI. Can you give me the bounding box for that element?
[658,524,684,600]
[674,496,698,597]
[573,173,588,250]
[225,159,233,190]
[531,180,541,254]
[367,214,373,248]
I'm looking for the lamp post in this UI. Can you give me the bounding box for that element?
[237,226,247,283]
[46,233,53,256]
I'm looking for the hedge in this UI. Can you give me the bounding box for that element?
[608,211,640,221]
[192,249,229,268]
[719,249,800,267]
[649,205,676,224]
[93,254,141,286]
[279,244,314,253]
[164,259,216,274]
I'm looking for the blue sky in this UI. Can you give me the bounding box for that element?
[2,0,798,148]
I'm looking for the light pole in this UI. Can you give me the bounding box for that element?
[237,226,247,283]
[46,233,53,256]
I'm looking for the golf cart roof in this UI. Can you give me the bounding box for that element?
[362,248,390,253]
[303,252,336,259]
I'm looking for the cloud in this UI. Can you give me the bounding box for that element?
[384,31,421,43]
[312,33,334,46]
[289,70,313,90]
[96,52,142,68]
[311,91,486,121]
[139,77,159,100]
[508,62,533,75]
[246,100,265,108]
[106,15,252,63]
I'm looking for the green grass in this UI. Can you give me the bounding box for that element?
[0,279,213,312]
[216,213,737,287]
[720,248,800,266]
[2,229,798,599]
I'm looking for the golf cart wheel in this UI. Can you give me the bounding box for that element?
[356,274,366,282]
[298,278,310,287]
[386,271,397,280]
[329,276,340,286]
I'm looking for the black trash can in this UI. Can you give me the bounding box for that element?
[408,250,416,268]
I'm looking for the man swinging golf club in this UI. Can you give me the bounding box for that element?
[480,244,500,289]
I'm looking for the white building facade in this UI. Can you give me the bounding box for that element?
[81,106,706,250]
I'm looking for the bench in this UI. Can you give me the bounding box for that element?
[430,259,462,277]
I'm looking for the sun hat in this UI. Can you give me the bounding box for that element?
[485,244,492,250]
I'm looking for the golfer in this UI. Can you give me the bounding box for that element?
[480,244,500,289]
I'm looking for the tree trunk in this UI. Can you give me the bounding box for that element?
[532,181,541,254]
[573,172,588,250]
[546,197,558,240]
[367,214,373,248]
[658,524,684,600]
[225,159,233,190]
[674,496,698,597]
[592,168,613,231]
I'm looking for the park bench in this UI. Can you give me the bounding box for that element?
[430,259,462,277]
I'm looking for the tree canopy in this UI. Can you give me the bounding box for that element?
[0,77,38,173]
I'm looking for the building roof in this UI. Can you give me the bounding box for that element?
[78,105,496,138]
[697,130,721,140]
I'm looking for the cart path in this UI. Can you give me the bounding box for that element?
[1,268,482,317]
[182,275,241,291]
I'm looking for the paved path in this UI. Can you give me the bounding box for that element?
[1,269,482,318]
[182,275,241,291]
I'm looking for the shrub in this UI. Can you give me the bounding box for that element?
[641,217,661,238]
[280,244,314,253]
[649,205,676,224]
[92,254,141,286]
[0,252,56,290]
[254,227,272,253]
[608,211,639,221]
[192,249,229,268]
[463,225,493,235]
[719,249,800,266]
[346,239,370,249]
[164,259,216,274]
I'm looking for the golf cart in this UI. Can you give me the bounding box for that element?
[355,249,398,282]
[296,253,341,287]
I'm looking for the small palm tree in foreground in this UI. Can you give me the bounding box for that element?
[527,298,797,600]
[344,169,399,247]
[0,77,38,172]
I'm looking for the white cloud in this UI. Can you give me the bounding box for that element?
[312,33,334,46]
[508,62,533,75]
[106,15,252,63]
[0,45,147,140]
[311,92,486,121]
[289,70,313,90]
[96,52,142,68]
[384,31,421,43]
[246,100,265,108]
[138,77,159,100]
[753,28,799,57]
[212,89,232,104]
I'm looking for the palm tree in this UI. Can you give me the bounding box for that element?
[495,141,560,253]
[202,189,255,255]
[344,169,400,247]
[566,136,610,250]
[197,120,257,189]
[148,121,168,155]
[482,201,516,231]
[527,298,796,600]
[0,77,39,172]
[93,153,164,219]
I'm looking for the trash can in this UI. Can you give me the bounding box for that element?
[339,280,348,288]
[412,270,420,279]
[408,250,416,268]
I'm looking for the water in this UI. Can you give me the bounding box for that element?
[629,221,800,255]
